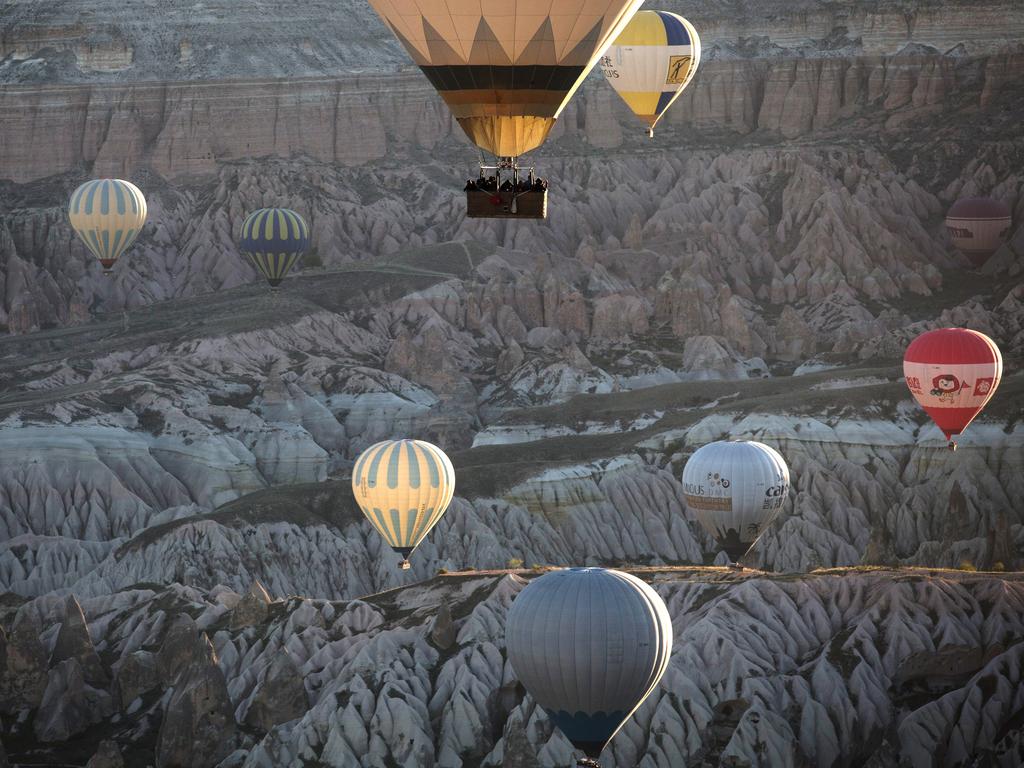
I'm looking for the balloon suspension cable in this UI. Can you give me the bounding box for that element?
[647,126,654,138]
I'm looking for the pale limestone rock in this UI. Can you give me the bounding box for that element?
[230,579,272,630]
[242,650,308,731]
[85,740,126,768]
[861,525,899,567]
[496,340,525,378]
[524,327,568,350]
[34,658,113,742]
[495,305,528,344]
[156,634,235,768]
[773,306,817,360]
[590,295,650,340]
[0,609,48,713]
[681,336,747,380]
[156,614,202,686]
[51,594,107,686]
[429,602,456,651]
[113,650,159,709]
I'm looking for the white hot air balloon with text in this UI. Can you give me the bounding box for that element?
[682,440,790,562]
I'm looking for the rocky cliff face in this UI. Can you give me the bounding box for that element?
[3,0,1023,85]
[1,569,1023,767]
[1,1,1024,765]
[0,243,1021,602]
[3,50,1024,183]
[0,58,1022,593]
[1,45,1023,331]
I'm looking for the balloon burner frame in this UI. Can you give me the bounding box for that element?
[466,157,547,219]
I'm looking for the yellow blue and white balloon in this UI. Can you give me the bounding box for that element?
[68,179,148,274]
[351,439,455,570]
[601,10,701,137]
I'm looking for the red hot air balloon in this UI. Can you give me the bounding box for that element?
[945,198,1012,267]
[903,328,1002,450]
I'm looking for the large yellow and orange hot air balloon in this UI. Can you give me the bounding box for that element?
[367,0,644,159]
[351,439,455,569]
[68,179,148,275]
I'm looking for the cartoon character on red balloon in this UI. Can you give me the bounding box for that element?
[930,373,963,401]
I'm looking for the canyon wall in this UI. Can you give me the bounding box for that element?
[2,52,1024,184]
[3,0,1024,85]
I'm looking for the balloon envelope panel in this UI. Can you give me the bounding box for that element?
[351,439,455,553]
[505,567,673,757]
[68,179,148,271]
[367,0,645,156]
[681,441,790,560]
[601,10,701,132]
[903,328,1002,440]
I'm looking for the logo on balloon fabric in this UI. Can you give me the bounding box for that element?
[600,55,619,78]
[930,374,962,401]
[973,377,993,396]
[666,55,692,84]
[707,472,730,489]
[685,472,732,510]
[762,483,787,510]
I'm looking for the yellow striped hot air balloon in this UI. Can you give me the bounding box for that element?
[601,10,701,137]
[68,179,148,275]
[351,439,455,570]
[238,208,310,290]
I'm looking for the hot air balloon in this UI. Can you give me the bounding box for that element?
[351,439,455,569]
[945,198,1012,267]
[505,568,672,768]
[681,441,790,563]
[600,10,701,137]
[238,208,310,290]
[903,328,1002,450]
[367,0,645,218]
[68,179,148,275]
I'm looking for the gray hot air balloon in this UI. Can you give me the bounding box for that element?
[681,440,790,562]
[505,568,673,767]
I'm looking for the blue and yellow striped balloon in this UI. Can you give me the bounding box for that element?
[351,439,456,569]
[601,10,701,136]
[68,179,148,274]
[238,208,310,289]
